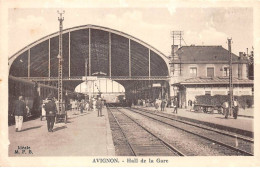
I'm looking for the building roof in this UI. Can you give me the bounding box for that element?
[9,25,169,90]
[174,46,248,64]
[173,77,254,85]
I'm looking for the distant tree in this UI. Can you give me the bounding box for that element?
[248,47,254,80]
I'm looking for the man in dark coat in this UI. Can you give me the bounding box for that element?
[96,98,103,117]
[161,99,166,111]
[44,94,57,132]
[233,98,239,119]
[13,96,27,132]
[173,98,178,114]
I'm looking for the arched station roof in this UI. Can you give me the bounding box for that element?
[9,25,169,90]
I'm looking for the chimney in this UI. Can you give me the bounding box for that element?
[238,52,242,79]
[239,52,243,59]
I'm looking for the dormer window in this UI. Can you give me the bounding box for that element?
[207,67,214,77]
[223,66,229,77]
[190,67,197,77]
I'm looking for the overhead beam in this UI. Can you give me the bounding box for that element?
[17,76,170,81]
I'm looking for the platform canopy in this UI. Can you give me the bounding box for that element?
[9,25,170,91]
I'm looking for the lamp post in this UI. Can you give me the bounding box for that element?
[85,57,88,101]
[228,38,233,117]
[57,10,65,115]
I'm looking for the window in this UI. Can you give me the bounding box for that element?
[223,67,229,77]
[205,91,211,96]
[207,67,214,77]
[190,67,197,77]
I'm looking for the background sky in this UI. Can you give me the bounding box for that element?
[8,7,253,57]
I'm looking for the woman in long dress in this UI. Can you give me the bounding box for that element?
[41,100,47,121]
[154,99,159,112]
[93,99,97,111]
[85,101,89,113]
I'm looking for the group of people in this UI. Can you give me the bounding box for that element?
[41,95,105,132]
[155,98,178,113]
[70,98,104,115]
[138,96,240,119]
[13,94,105,133]
[137,97,178,114]
[222,98,239,119]
[11,94,57,133]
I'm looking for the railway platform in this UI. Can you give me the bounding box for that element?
[132,106,253,137]
[8,108,115,156]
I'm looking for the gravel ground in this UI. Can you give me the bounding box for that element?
[108,108,179,156]
[107,109,134,156]
[131,108,253,155]
[121,108,245,156]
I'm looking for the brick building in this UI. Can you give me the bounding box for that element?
[170,45,254,108]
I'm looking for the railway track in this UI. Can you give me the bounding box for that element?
[127,107,254,156]
[107,105,185,156]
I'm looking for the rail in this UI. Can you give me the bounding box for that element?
[129,107,253,156]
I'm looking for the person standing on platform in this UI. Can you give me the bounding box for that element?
[222,101,229,119]
[161,99,166,111]
[158,98,162,111]
[93,98,97,111]
[71,100,76,111]
[44,94,57,132]
[85,100,89,113]
[76,100,80,111]
[173,98,178,114]
[188,100,192,111]
[96,98,103,117]
[170,98,174,108]
[12,96,26,132]
[41,99,47,121]
[233,98,239,119]
[80,99,85,113]
[154,98,159,112]
[89,99,93,111]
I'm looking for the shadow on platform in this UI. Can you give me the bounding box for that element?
[215,116,235,119]
[53,126,67,132]
[69,113,89,120]
[21,125,42,132]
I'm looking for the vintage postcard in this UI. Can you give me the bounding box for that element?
[0,0,260,167]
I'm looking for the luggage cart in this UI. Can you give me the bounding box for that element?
[194,104,223,114]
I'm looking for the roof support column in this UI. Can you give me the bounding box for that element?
[106,78,107,93]
[149,49,151,77]
[28,49,30,78]
[129,39,131,77]
[48,38,50,78]
[89,28,91,76]
[109,32,111,77]
[112,80,114,93]
[69,32,71,77]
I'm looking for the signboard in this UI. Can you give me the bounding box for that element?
[82,76,98,81]
[152,83,161,87]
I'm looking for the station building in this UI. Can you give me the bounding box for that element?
[170,45,254,108]
[8,24,254,107]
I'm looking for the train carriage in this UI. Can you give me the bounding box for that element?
[8,76,59,125]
